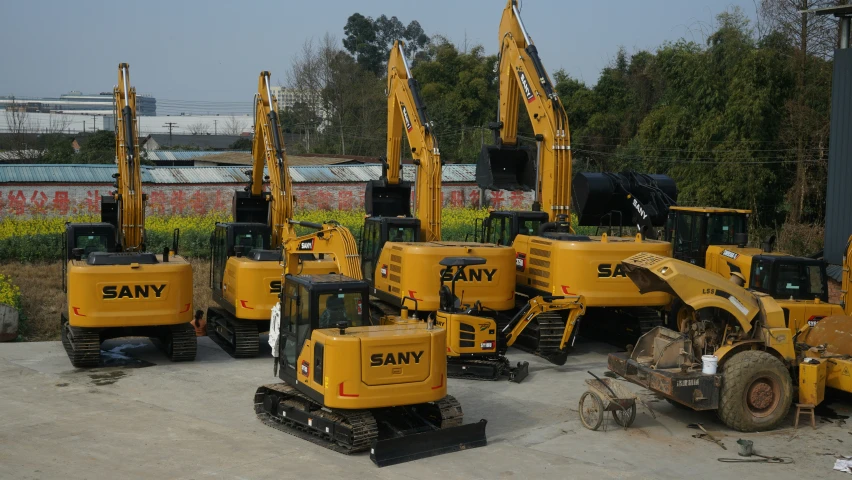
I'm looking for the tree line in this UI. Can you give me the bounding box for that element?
[281,2,842,247]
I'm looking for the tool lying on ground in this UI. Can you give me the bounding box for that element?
[717,439,794,464]
[688,423,726,450]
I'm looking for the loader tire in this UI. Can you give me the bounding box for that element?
[717,350,792,432]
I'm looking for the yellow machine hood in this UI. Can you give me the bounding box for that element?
[621,253,761,331]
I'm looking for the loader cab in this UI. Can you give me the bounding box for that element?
[276,274,370,384]
[210,222,274,290]
[749,255,829,303]
[360,217,419,282]
[665,207,750,267]
[480,211,549,246]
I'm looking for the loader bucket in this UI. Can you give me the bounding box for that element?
[370,419,487,467]
[233,190,270,223]
[476,145,535,191]
[365,180,412,217]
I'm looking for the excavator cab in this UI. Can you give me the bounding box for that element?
[664,207,750,267]
[360,217,419,281]
[476,144,536,192]
[479,211,549,246]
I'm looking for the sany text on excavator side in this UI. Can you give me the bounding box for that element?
[61,63,195,367]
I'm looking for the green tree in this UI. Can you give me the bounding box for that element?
[77,130,116,164]
[229,137,251,150]
[343,13,430,75]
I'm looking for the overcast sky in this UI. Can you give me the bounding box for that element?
[0,0,757,109]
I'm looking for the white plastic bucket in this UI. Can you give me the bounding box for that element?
[702,355,718,374]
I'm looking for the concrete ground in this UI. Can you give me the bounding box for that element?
[1,337,850,480]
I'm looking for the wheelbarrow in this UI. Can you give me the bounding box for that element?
[579,372,637,430]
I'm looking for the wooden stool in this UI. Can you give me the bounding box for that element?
[794,403,816,429]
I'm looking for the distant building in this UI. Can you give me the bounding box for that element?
[270,86,325,125]
[0,91,156,116]
[140,134,243,151]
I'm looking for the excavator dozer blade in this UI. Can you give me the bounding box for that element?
[476,145,535,191]
[370,419,488,467]
[365,180,412,217]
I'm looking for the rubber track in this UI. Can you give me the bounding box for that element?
[635,308,663,335]
[61,320,101,368]
[515,312,565,357]
[447,358,507,381]
[208,309,260,358]
[164,323,197,362]
[435,395,464,428]
[254,383,379,453]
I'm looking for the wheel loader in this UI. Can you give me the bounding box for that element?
[608,252,852,432]
[254,228,487,467]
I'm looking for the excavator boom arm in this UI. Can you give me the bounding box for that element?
[483,1,572,220]
[113,63,144,250]
[385,41,442,241]
[503,295,585,350]
[252,71,295,248]
[282,222,363,279]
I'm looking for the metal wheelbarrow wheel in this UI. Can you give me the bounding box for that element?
[579,390,604,430]
[612,402,637,427]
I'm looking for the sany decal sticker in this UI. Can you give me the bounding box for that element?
[401,104,413,132]
[516,253,526,272]
[298,238,315,251]
[518,71,535,103]
[721,249,739,260]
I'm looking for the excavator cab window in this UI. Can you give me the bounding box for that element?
[280,283,310,375]
[668,211,704,266]
[705,213,748,246]
[317,292,367,329]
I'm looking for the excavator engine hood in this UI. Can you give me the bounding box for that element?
[365,180,412,218]
[572,172,677,227]
[476,144,536,191]
[621,252,760,331]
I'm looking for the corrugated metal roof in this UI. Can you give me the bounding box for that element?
[827,264,844,283]
[0,164,155,183]
[0,163,477,184]
[145,150,240,161]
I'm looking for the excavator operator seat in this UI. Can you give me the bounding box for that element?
[476,144,536,192]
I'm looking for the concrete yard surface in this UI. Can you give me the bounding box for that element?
[1,337,850,479]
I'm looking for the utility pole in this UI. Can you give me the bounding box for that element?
[163,122,178,147]
[91,114,98,132]
[214,119,217,135]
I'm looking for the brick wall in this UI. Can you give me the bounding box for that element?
[0,183,535,218]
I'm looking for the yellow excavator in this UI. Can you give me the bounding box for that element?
[664,207,852,332]
[474,1,675,356]
[254,225,487,467]
[207,71,342,357]
[362,41,523,380]
[61,63,195,367]
[608,252,852,432]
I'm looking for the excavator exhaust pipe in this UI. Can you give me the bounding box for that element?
[370,419,488,467]
[365,180,412,217]
[476,145,536,191]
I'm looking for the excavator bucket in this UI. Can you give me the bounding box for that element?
[233,190,270,223]
[370,419,487,467]
[365,180,412,217]
[476,145,536,191]
[572,172,677,227]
